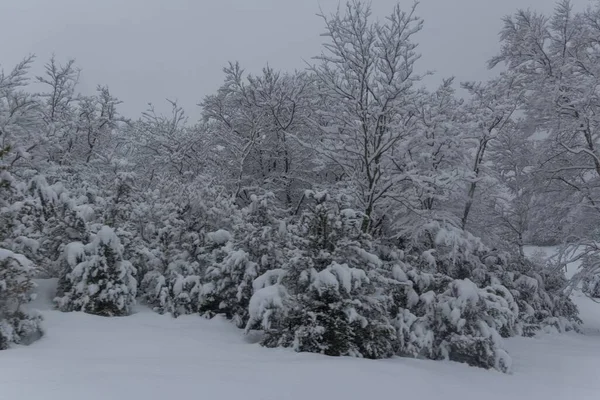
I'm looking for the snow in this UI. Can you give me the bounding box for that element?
[64,242,85,266]
[14,236,40,253]
[2,248,600,399]
[514,275,539,290]
[0,247,32,268]
[252,268,285,291]
[93,225,121,253]
[356,247,382,267]
[75,204,95,222]
[207,229,232,245]
[311,267,339,292]
[229,249,250,266]
[330,262,354,293]
[246,284,287,330]
[449,278,480,305]
[422,249,437,268]
[392,264,409,282]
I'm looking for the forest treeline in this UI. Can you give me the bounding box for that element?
[1,1,595,372]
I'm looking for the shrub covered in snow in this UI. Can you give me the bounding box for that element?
[0,141,44,349]
[404,221,580,336]
[509,264,580,336]
[246,193,397,359]
[241,192,579,372]
[0,249,44,350]
[141,259,203,317]
[55,226,137,316]
[200,246,256,325]
[137,180,242,317]
[582,274,600,299]
[0,173,93,279]
[430,279,515,371]
[256,261,397,359]
[200,193,290,327]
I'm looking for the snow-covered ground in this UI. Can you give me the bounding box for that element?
[1,255,600,400]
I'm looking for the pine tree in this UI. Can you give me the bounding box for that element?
[247,191,397,358]
[139,180,240,317]
[200,193,287,327]
[0,249,44,349]
[0,125,43,349]
[55,225,137,316]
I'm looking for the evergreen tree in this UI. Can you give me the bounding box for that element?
[0,106,44,349]
[0,249,43,350]
[55,225,137,316]
[247,191,397,358]
[200,193,288,327]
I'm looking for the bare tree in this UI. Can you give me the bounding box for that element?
[75,85,124,164]
[459,74,522,230]
[310,1,424,233]
[491,0,600,290]
[122,99,209,186]
[36,55,79,163]
[202,63,315,205]
[0,56,41,168]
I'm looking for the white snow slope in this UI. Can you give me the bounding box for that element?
[1,260,600,400]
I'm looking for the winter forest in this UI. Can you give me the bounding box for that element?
[3,0,600,379]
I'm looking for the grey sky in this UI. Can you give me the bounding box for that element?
[0,0,591,119]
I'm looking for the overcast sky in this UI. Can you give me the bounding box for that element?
[0,0,592,119]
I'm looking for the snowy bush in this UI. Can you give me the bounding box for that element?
[55,226,137,316]
[139,227,228,317]
[384,262,516,372]
[241,191,580,372]
[137,180,241,317]
[508,266,580,336]
[146,260,203,317]
[200,246,257,326]
[41,191,91,277]
[0,126,44,349]
[582,274,600,299]
[140,270,170,313]
[432,279,514,372]
[200,193,289,327]
[405,221,580,336]
[0,249,43,349]
[246,194,397,359]
[0,172,93,279]
[0,177,51,271]
[249,258,397,359]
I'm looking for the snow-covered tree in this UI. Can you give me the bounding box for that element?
[490,0,600,292]
[200,193,289,327]
[0,174,43,350]
[480,120,539,256]
[0,68,44,348]
[310,1,425,233]
[246,191,397,358]
[55,225,137,316]
[123,100,210,187]
[73,85,125,165]
[458,74,523,232]
[0,56,43,169]
[35,55,80,164]
[139,179,240,316]
[0,249,43,350]
[202,65,317,206]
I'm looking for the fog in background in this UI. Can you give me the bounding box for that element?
[0,0,591,118]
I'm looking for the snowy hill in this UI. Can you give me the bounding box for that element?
[1,274,599,400]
